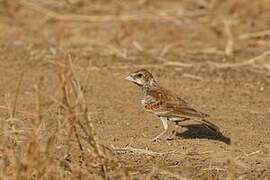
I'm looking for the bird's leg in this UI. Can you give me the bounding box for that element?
[152,117,168,141]
[174,117,190,128]
[166,125,177,140]
[168,118,190,139]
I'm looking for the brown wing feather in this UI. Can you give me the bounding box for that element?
[147,87,188,106]
[146,87,209,118]
[165,103,209,118]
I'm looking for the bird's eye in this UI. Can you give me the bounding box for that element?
[137,73,143,78]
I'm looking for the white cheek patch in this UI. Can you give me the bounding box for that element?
[149,79,157,86]
[135,78,143,85]
[149,79,154,86]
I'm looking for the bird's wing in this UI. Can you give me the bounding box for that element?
[162,103,209,118]
[146,88,209,118]
[145,88,219,132]
[147,87,188,105]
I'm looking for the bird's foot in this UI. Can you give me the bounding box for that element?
[151,130,168,142]
[151,130,177,142]
[166,130,177,140]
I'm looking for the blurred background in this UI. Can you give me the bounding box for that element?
[0,0,270,179]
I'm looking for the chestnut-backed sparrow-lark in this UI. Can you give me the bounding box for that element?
[126,69,220,141]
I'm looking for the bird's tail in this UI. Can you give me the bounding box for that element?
[199,112,210,118]
[200,119,220,133]
[197,112,220,132]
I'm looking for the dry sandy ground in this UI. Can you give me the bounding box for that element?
[0,1,270,179]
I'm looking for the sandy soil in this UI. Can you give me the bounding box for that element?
[0,0,269,179]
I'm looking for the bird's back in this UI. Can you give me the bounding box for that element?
[142,86,209,119]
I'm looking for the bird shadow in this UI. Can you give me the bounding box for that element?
[175,124,231,144]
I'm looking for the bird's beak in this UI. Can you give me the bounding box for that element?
[125,75,142,86]
[125,75,134,82]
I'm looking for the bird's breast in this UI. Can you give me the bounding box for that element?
[141,99,163,112]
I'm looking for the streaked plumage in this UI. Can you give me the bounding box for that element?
[126,69,220,141]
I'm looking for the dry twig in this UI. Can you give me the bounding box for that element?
[146,167,190,180]
[10,72,25,118]
[238,30,270,40]
[20,0,183,23]
[224,19,234,57]
[0,105,37,117]
[164,50,270,72]
[206,51,270,69]
[112,146,175,156]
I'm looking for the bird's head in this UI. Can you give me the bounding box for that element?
[125,69,158,89]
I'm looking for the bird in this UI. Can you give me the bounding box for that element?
[125,69,220,141]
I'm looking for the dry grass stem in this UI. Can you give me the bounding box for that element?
[238,29,270,40]
[112,146,175,156]
[160,43,182,57]
[0,54,123,179]
[164,61,194,68]
[20,0,187,23]
[182,73,204,81]
[47,59,161,71]
[11,72,25,118]
[132,41,144,52]
[207,50,270,69]
[159,169,190,180]
[146,167,157,180]
[202,167,226,171]
[0,105,37,117]
[146,167,190,180]
[224,19,234,57]
[164,50,270,73]
[244,150,260,157]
